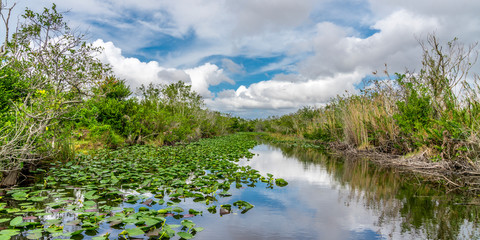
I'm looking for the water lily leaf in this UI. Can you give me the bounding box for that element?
[83,200,96,207]
[28,197,48,202]
[0,219,10,224]
[26,231,42,239]
[193,227,204,232]
[0,229,20,237]
[109,220,122,226]
[219,191,232,197]
[275,178,288,187]
[188,209,202,215]
[66,219,81,226]
[233,200,254,213]
[6,208,19,213]
[167,224,181,229]
[144,218,160,227]
[12,192,27,199]
[125,228,145,237]
[45,219,62,226]
[68,230,84,236]
[9,216,22,227]
[138,206,149,211]
[181,219,195,229]
[157,209,169,214]
[92,236,108,240]
[207,205,216,214]
[172,207,184,213]
[177,232,193,239]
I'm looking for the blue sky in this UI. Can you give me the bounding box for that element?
[11,0,480,118]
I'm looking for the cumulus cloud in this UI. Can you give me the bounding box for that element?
[206,72,362,117]
[16,0,480,118]
[92,39,232,97]
[298,10,439,79]
[185,63,234,98]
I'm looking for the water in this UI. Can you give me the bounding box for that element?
[5,142,480,239]
[187,144,480,240]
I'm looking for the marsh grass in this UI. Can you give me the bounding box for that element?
[263,34,480,174]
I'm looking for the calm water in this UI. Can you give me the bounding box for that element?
[183,144,480,240]
[8,143,480,239]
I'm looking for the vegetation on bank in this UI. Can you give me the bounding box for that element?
[259,35,480,177]
[0,5,252,186]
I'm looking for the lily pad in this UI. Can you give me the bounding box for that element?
[177,232,193,239]
[275,178,288,187]
[125,228,145,237]
[9,216,22,227]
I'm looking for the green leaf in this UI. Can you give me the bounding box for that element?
[26,231,42,239]
[9,216,22,227]
[68,230,84,236]
[83,200,96,207]
[181,219,195,229]
[28,197,48,202]
[125,228,145,236]
[275,178,288,187]
[0,229,20,237]
[172,206,184,213]
[66,219,81,226]
[12,192,27,199]
[0,219,10,224]
[177,232,193,239]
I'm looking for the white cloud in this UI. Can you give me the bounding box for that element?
[92,39,232,97]
[10,0,480,118]
[185,63,234,98]
[207,72,362,116]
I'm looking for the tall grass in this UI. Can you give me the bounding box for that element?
[263,34,480,167]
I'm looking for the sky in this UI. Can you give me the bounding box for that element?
[6,0,480,118]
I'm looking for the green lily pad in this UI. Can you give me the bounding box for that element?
[275,178,288,187]
[177,232,193,239]
[181,219,195,229]
[10,216,22,227]
[26,231,42,239]
[28,197,48,202]
[125,228,145,237]
[0,219,10,223]
[172,206,184,213]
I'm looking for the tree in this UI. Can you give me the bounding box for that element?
[161,81,203,117]
[0,4,111,185]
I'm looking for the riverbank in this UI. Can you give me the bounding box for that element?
[263,133,480,195]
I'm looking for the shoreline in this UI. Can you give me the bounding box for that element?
[265,134,480,195]
[328,141,480,195]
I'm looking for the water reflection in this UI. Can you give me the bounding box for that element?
[243,143,480,240]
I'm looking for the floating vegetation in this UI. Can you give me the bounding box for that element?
[0,133,287,239]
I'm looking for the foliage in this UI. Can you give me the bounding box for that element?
[0,4,111,182]
[0,4,248,185]
[261,34,480,167]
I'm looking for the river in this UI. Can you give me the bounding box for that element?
[186,143,480,240]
